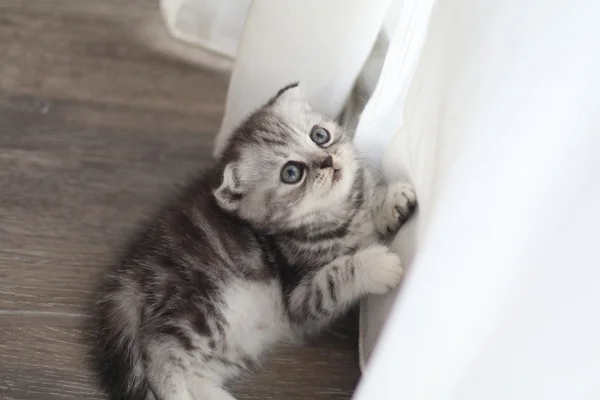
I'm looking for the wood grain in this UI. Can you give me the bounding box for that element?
[0,1,360,399]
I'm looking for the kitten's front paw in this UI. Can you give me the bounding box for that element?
[355,246,404,295]
[381,182,417,234]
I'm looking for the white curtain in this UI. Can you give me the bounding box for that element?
[161,0,600,398]
[160,0,251,59]
[212,0,392,157]
[356,0,600,399]
[353,0,435,167]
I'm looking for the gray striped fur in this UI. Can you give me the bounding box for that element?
[89,84,416,400]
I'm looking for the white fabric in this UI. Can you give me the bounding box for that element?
[213,0,392,158]
[160,0,251,59]
[354,0,436,367]
[356,0,600,399]
[353,0,435,168]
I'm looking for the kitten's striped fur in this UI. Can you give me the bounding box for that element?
[90,84,416,400]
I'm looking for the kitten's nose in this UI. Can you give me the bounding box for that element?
[320,155,333,169]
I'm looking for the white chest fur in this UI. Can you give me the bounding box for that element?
[220,279,292,359]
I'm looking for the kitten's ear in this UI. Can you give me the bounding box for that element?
[268,82,303,105]
[214,162,244,211]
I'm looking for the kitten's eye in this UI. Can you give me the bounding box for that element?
[280,162,304,184]
[310,126,330,146]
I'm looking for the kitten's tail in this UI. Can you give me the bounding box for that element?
[90,290,151,400]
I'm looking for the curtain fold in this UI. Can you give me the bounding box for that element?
[353,0,436,168]
[160,0,251,58]
[356,0,600,398]
[213,0,392,157]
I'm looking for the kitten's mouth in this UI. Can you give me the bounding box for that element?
[332,168,342,183]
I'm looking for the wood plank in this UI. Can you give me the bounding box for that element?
[0,3,229,113]
[0,92,215,314]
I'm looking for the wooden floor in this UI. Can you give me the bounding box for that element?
[0,1,360,399]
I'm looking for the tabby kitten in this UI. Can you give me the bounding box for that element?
[90,83,416,400]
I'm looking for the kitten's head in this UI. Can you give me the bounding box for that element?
[214,83,362,232]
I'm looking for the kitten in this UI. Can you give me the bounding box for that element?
[90,83,416,400]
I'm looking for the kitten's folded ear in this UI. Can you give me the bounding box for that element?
[267,82,303,106]
[214,162,244,211]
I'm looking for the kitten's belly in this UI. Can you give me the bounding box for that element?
[219,278,291,361]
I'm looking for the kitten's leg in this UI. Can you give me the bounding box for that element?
[288,245,403,325]
[145,341,194,400]
[371,182,417,236]
[146,338,237,400]
[187,375,237,400]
